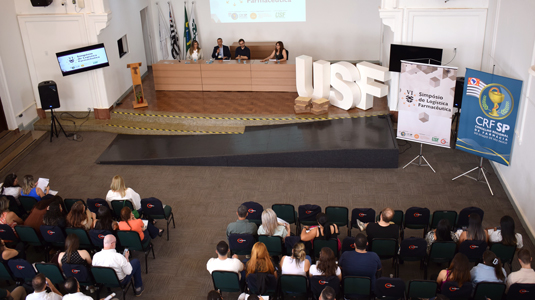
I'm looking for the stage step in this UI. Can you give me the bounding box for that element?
[0,130,47,177]
[104,120,245,135]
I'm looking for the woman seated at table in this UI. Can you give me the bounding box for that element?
[118,207,163,242]
[186,40,203,61]
[20,175,49,201]
[260,41,287,62]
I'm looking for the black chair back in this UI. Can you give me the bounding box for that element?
[86,198,110,214]
[441,281,473,299]
[459,240,487,262]
[228,233,255,256]
[298,204,321,223]
[351,208,376,224]
[241,201,263,224]
[375,277,406,299]
[310,275,340,300]
[141,197,165,215]
[0,224,18,243]
[62,263,92,284]
[404,207,430,228]
[341,236,355,254]
[457,207,484,229]
[507,283,535,300]
[7,259,36,283]
[40,225,66,244]
[246,273,277,296]
[399,237,427,260]
[89,229,114,249]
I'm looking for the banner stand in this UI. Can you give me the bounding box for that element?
[402,143,436,173]
[452,157,494,196]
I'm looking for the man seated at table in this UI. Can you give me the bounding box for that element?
[212,38,230,60]
[235,39,250,60]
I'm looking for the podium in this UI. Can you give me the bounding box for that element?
[127,62,148,109]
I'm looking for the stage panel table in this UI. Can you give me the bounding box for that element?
[153,60,203,91]
[251,60,297,92]
[230,41,276,60]
[201,60,252,91]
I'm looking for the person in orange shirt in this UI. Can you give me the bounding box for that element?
[118,207,163,242]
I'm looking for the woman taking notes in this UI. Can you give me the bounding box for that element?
[261,41,287,62]
[186,40,203,61]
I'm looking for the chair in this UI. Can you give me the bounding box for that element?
[35,263,65,285]
[298,204,321,226]
[40,225,67,249]
[117,230,155,274]
[211,271,243,293]
[241,201,263,225]
[63,263,96,287]
[0,262,14,284]
[86,198,110,214]
[64,198,85,213]
[398,237,427,277]
[7,259,36,285]
[403,207,430,238]
[141,197,175,241]
[6,195,24,219]
[66,227,94,250]
[91,266,134,300]
[0,224,18,244]
[440,281,473,300]
[457,207,484,229]
[431,210,458,229]
[313,239,338,259]
[310,276,340,300]
[371,238,399,277]
[272,204,298,233]
[228,233,255,256]
[14,225,49,260]
[458,240,487,263]
[490,243,516,271]
[406,280,437,300]
[284,236,303,256]
[473,282,506,300]
[246,273,278,297]
[89,229,114,249]
[375,277,406,300]
[349,208,375,235]
[258,235,284,257]
[506,283,535,300]
[425,241,457,279]
[18,196,37,214]
[341,236,355,254]
[280,275,308,298]
[343,276,371,299]
[110,199,135,220]
[325,206,349,229]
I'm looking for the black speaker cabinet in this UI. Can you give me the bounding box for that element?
[454,77,465,109]
[38,81,60,110]
[31,0,53,6]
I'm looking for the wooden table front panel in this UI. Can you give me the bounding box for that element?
[251,60,297,92]
[153,60,203,91]
[201,61,252,91]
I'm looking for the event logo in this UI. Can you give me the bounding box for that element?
[358,213,367,217]
[250,13,257,19]
[306,210,313,214]
[69,57,75,63]
[95,203,102,207]
[98,234,105,239]
[414,134,419,139]
[385,283,395,288]
[147,204,155,208]
[469,244,479,249]
[275,12,286,18]
[432,137,439,142]
[231,13,238,20]
[248,208,256,214]
[413,213,422,217]
[441,139,447,144]
[519,289,529,294]
[479,84,514,120]
[72,269,81,274]
[449,287,459,292]
[350,244,355,249]
[47,230,55,235]
[319,280,328,285]
[237,238,246,243]
[408,245,418,250]
[401,132,406,137]
[16,265,24,270]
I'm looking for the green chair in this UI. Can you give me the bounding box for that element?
[406,280,437,300]
[258,235,284,257]
[66,227,94,250]
[64,198,85,213]
[14,225,49,261]
[19,196,37,214]
[141,198,175,241]
[280,275,308,298]
[272,204,298,233]
[430,210,457,229]
[313,239,338,259]
[425,241,457,279]
[91,266,134,300]
[325,206,349,229]
[371,238,399,277]
[490,243,516,272]
[110,200,135,220]
[392,210,404,227]
[473,282,506,300]
[343,276,371,299]
[0,262,14,284]
[35,263,65,285]
[211,271,243,293]
[117,230,155,274]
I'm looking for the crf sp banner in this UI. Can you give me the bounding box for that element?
[456,69,523,166]
[397,62,457,148]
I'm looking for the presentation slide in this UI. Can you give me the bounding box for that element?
[210,0,306,23]
[57,47,108,73]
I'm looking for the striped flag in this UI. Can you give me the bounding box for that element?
[168,2,180,60]
[190,2,199,43]
[184,4,191,59]
[157,4,170,59]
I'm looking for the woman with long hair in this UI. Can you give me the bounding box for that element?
[0,197,23,235]
[436,253,471,290]
[487,215,523,248]
[309,247,342,281]
[280,242,310,276]
[459,214,488,243]
[246,242,277,278]
[470,250,506,287]
[24,196,63,233]
[66,201,94,230]
[19,175,49,201]
[118,207,162,242]
[425,219,458,252]
[43,201,66,229]
[257,208,290,238]
[1,173,21,201]
[260,41,287,62]
[186,40,203,60]
[57,234,92,268]
[93,206,118,231]
[300,213,339,242]
[106,175,142,211]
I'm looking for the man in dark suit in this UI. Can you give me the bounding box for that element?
[211,38,230,60]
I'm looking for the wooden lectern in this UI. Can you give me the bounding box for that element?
[127,62,148,109]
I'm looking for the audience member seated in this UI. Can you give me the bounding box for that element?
[119,207,163,241]
[1,173,21,201]
[470,250,506,288]
[211,38,230,60]
[0,239,25,263]
[280,242,310,276]
[207,290,223,300]
[24,196,64,233]
[20,175,49,201]
[261,41,287,62]
[227,205,257,237]
[309,247,342,281]
[487,215,523,248]
[246,242,277,278]
[106,175,142,212]
[300,213,339,243]
[63,277,93,300]
[43,201,67,229]
[436,253,471,292]
[58,234,92,268]
[0,286,26,300]
[93,234,145,296]
[93,206,118,231]
[67,201,94,230]
[235,39,250,60]
[0,197,23,234]
[206,241,244,279]
[319,286,336,300]
[506,248,535,292]
[186,40,203,60]
[458,213,488,244]
[27,273,62,300]
[364,207,399,245]
[425,219,458,252]
[258,208,290,238]
[338,233,382,293]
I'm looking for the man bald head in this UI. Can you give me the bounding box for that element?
[381,207,394,223]
[103,234,116,249]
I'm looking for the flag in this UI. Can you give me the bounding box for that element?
[190,2,199,43]
[184,4,191,59]
[157,4,170,59]
[168,2,180,60]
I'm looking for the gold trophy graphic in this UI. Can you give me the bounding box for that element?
[488,87,504,117]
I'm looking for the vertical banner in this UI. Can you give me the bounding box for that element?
[397,61,457,148]
[456,69,523,166]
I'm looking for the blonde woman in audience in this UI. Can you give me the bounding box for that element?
[280,242,310,276]
[20,175,49,201]
[106,175,141,211]
[66,201,95,230]
[257,208,291,238]
[0,197,23,235]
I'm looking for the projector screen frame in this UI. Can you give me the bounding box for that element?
[56,43,110,77]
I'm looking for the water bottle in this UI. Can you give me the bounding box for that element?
[194,58,197,62]
[238,59,241,63]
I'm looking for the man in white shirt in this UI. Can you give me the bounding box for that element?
[206,241,244,279]
[92,235,144,296]
[62,277,92,300]
[506,248,535,292]
[26,274,62,300]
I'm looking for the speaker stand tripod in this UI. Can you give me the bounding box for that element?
[403,143,436,173]
[49,109,68,142]
[452,157,494,196]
